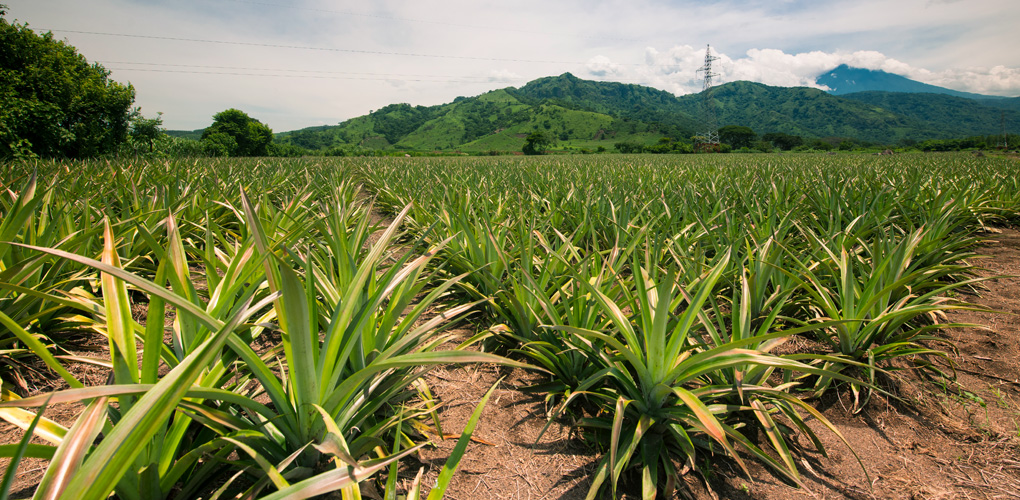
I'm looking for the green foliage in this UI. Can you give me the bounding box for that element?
[201,131,236,157]
[371,103,438,144]
[644,137,693,154]
[762,132,803,150]
[692,82,910,143]
[358,151,1020,496]
[614,141,643,153]
[842,91,1020,141]
[165,128,205,141]
[0,159,527,499]
[510,72,700,136]
[200,108,273,157]
[267,141,310,157]
[0,11,135,159]
[547,251,860,499]
[121,133,207,158]
[522,131,549,155]
[275,80,682,154]
[127,111,164,153]
[913,134,1020,151]
[786,223,988,407]
[718,125,757,149]
[2,153,1019,499]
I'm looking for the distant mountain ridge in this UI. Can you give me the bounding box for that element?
[817,64,1006,100]
[216,72,1017,151]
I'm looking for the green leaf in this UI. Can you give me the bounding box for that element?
[0,395,49,500]
[34,396,109,500]
[427,377,503,500]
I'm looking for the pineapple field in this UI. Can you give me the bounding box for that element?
[1,153,1019,500]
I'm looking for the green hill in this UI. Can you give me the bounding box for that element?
[276,80,669,152]
[274,73,1019,152]
[166,129,205,141]
[507,73,700,137]
[678,82,918,143]
[839,91,1020,139]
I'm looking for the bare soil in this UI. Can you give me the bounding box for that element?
[3,228,1019,500]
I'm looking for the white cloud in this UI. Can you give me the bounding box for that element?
[585,55,621,78]
[637,46,705,94]
[923,66,1020,95]
[632,46,1020,98]
[487,69,523,83]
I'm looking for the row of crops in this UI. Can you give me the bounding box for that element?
[1,154,1019,499]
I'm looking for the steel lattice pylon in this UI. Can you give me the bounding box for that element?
[695,44,720,152]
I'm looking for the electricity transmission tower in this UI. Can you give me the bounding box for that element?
[695,44,720,152]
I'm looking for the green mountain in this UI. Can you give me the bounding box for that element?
[272,73,1019,151]
[276,82,669,152]
[507,73,699,137]
[678,82,917,143]
[675,81,1019,143]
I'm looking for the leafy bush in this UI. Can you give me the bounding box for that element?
[0,9,135,159]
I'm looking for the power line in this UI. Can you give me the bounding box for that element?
[97,60,652,86]
[100,61,508,79]
[105,67,652,88]
[46,29,642,66]
[218,0,642,42]
[104,66,522,84]
[99,60,652,86]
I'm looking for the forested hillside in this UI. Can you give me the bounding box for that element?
[273,73,1018,152]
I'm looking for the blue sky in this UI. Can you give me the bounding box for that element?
[7,0,1019,131]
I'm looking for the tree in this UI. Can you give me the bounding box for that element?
[200,108,273,157]
[129,111,164,153]
[614,141,643,154]
[762,132,803,151]
[523,131,549,155]
[201,131,237,157]
[644,136,693,154]
[0,6,136,158]
[717,125,757,149]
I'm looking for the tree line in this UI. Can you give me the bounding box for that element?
[1,5,134,159]
[0,6,292,160]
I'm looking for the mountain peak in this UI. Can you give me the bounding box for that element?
[817,65,997,99]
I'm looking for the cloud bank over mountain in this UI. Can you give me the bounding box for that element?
[596,46,1020,97]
